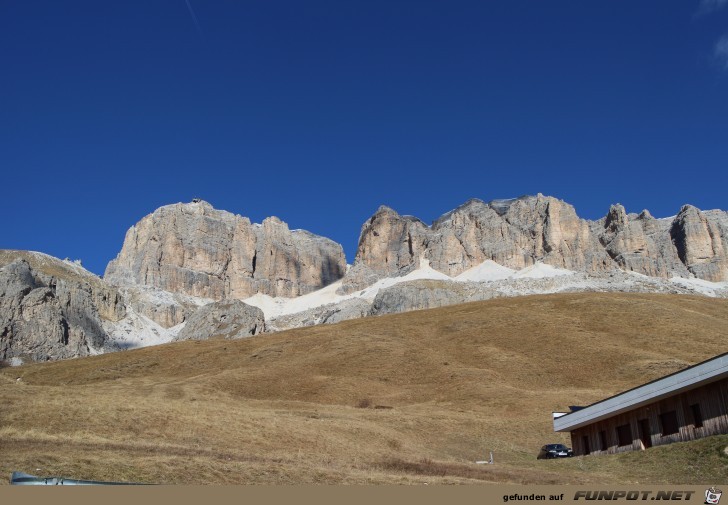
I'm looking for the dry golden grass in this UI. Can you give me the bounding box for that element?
[2,293,728,484]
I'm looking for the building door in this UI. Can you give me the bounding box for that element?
[638,419,652,449]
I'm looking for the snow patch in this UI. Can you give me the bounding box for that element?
[244,280,347,319]
[245,258,453,319]
[246,259,579,320]
[455,260,515,282]
[357,258,452,299]
[670,277,728,297]
[624,270,651,279]
[103,308,183,349]
[510,263,576,279]
[243,258,575,320]
[130,286,212,308]
[105,258,727,347]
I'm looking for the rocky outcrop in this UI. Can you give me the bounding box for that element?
[670,206,728,282]
[337,206,429,294]
[0,251,126,363]
[105,200,346,300]
[594,205,689,278]
[118,286,211,329]
[3,196,727,364]
[267,298,372,332]
[174,300,265,341]
[342,195,613,292]
[429,196,611,274]
[369,279,489,315]
[354,205,430,275]
[342,196,728,292]
[368,270,726,317]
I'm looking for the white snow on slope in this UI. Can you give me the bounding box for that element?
[102,309,183,349]
[243,259,576,320]
[245,279,346,319]
[510,262,575,279]
[455,260,515,282]
[357,259,453,299]
[129,285,214,309]
[670,277,728,297]
[244,258,453,319]
[102,258,728,349]
[100,286,213,350]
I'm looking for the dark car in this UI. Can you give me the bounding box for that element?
[537,443,574,459]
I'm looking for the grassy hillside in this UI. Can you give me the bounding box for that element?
[2,293,728,484]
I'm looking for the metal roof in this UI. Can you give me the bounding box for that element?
[554,352,728,432]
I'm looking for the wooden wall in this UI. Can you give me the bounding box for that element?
[569,378,728,456]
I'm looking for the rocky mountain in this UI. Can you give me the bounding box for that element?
[0,251,126,363]
[173,299,265,342]
[2,195,727,364]
[340,195,728,292]
[105,199,347,300]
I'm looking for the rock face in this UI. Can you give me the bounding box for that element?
[0,251,126,363]
[118,286,210,329]
[267,298,372,332]
[593,204,728,282]
[594,205,679,278]
[341,195,728,292]
[368,270,727,317]
[670,206,728,282]
[105,200,346,300]
[174,300,265,341]
[369,280,489,315]
[3,195,728,364]
[428,196,611,274]
[341,195,612,292]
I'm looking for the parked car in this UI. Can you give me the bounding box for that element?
[537,443,573,459]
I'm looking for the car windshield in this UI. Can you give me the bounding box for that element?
[548,444,567,450]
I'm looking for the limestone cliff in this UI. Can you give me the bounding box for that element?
[670,206,728,282]
[341,195,728,292]
[105,200,347,300]
[0,251,125,363]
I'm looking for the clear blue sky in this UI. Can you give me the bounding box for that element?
[2,1,727,275]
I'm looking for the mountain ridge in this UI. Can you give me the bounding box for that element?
[2,194,727,364]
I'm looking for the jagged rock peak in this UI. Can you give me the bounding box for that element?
[487,194,538,216]
[638,209,653,220]
[604,204,628,231]
[374,204,398,216]
[670,205,727,282]
[343,195,728,290]
[432,198,489,228]
[366,205,428,227]
[679,204,699,214]
[105,201,346,300]
[0,251,126,364]
[164,199,217,216]
[342,194,612,292]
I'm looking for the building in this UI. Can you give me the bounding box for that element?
[553,353,728,456]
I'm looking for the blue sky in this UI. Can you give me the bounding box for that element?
[2,1,727,275]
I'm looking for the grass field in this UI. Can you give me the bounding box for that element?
[2,292,728,485]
